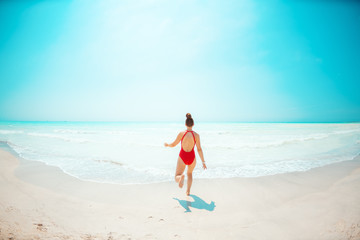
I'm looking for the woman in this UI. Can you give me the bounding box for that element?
[164,113,207,195]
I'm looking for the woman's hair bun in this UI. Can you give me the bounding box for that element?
[185,113,194,127]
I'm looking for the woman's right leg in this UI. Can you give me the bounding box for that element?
[186,159,196,195]
[175,157,186,188]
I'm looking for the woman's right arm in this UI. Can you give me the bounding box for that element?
[164,132,183,147]
[195,134,207,169]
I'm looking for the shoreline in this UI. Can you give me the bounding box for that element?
[5,141,360,186]
[1,148,360,239]
[1,121,359,185]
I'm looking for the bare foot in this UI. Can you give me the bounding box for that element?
[186,191,190,196]
[179,175,185,188]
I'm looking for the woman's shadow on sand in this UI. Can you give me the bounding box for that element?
[173,195,216,213]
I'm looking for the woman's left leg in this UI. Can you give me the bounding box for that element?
[186,159,196,195]
[175,157,186,188]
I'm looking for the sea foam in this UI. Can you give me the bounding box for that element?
[0,122,359,184]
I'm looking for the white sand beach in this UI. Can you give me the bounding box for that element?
[1,148,360,240]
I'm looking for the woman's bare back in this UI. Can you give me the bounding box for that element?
[180,131,197,152]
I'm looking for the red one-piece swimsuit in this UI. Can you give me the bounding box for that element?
[179,131,196,165]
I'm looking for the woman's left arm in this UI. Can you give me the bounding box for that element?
[164,132,183,147]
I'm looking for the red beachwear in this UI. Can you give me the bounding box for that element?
[179,131,196,165]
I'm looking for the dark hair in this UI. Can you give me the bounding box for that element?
[185,113,194,127]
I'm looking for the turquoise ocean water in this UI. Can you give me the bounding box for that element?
[0,122,359,184]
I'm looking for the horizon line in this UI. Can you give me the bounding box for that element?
[0,120,359,124]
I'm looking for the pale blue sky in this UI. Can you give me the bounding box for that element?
[0,0,359,122]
